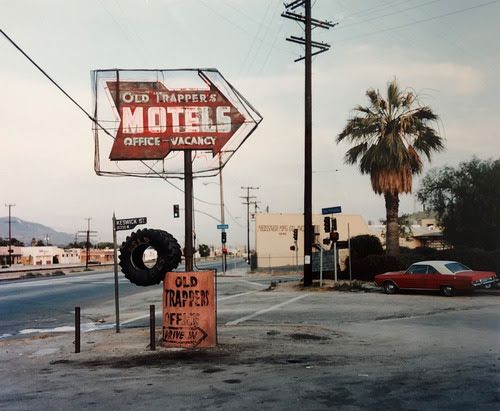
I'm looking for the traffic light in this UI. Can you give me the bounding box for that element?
[173,204,180,218]
[329,231,339,243]
[323,216,331,233]
[331,217,337,231]
[293,228,298,241]
[221,231,227,244]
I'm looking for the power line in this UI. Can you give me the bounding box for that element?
[0,29,232,210]
[342,0,500,41]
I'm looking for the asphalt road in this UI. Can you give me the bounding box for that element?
[0,259,253,338]
[0,272,498,410]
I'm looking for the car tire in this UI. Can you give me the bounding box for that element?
[441,285,455,297]
[383,281,398,295]
[119,229,182,286]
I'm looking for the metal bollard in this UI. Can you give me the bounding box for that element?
[150,304,156,351]
[75,306,80,353]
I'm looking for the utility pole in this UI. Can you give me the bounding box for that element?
[282,0,336,286]
[85,218,92,270]
[241,186,259,265]
[5,203,15,266]
[78,218,97,270]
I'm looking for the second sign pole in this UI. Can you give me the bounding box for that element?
[184,149,194,272]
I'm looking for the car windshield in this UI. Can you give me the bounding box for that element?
[444,262,471,273]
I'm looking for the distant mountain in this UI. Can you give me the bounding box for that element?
[0,217,74,246]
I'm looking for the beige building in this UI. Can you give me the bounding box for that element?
[255,213,371,269]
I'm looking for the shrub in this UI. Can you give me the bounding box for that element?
[350,235,383,259]
[348,254,405,282]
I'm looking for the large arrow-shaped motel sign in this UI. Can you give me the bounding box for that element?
[105,78,246,161]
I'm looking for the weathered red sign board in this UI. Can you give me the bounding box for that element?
[162,271,216,348]
[106,80,245,161]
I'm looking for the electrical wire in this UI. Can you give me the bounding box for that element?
[0,28,241,212]
[342,0,500,41]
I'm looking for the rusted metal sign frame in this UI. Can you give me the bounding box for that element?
[91,68,263,179]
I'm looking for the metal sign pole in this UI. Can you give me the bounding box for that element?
[320,245,323,287]
[184,150,194,272]
[112,212,120,333]
[348,223,352,285]
[334,242,338,282]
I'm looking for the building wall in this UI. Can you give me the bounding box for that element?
[255,213,371,269]
[81,248,114,264]
[20,246,64,265]
[0,246,23,265]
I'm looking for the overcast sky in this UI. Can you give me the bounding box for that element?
[1,0,499,247]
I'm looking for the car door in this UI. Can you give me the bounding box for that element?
[401,264,429,289]
[424,264,442,290]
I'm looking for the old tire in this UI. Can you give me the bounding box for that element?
[119,229,181,286]
[383,281,398,295]
[441,285,455,297]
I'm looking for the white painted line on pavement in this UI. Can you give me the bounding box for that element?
[218,290,259,301]
[238,280,268,288]
[225,293,310,326]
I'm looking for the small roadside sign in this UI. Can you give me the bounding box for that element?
[115,217,147,231]
[322,206,342,215]
[217,224,229,230]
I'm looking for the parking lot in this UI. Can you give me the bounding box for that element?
[1,275,498,410]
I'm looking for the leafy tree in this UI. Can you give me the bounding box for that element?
[198,244,210,258]
[96,242,114,249]
[66,241,87,249]
[379,214,414,238]
[350,234,383,259]
[417,157,500,250]
[0,237,24,246]
[337,79,444,256]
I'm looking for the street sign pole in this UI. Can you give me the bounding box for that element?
[112,212,120,333]
[334,241,338,282]
[184,150,194,272]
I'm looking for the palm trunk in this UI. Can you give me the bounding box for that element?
[384,192,400,256]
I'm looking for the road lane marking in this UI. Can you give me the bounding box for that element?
[118,291,263,325]
[238,280,268,288]
[225,294,311,326]
[219,290,259,301]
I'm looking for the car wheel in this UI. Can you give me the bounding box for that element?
[441,285,455,297]
[383,281,398,295]
[119,229,182,286]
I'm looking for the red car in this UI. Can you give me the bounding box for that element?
[374,260,498,296]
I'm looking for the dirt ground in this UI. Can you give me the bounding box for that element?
[0,281,498,410]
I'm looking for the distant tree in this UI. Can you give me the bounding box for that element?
[417,157,500,250]
[337,79,444,256]
[66,241,87,249]
[380,214,414,238]
[36,239,45,246]
[0,238,24,246]
[96,242,114,249]
[198,244,211,258]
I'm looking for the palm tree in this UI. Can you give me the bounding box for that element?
[336,79,444,256]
